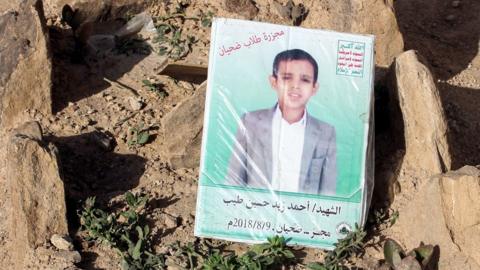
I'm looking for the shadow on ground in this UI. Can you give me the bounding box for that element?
[372,66,406,208]
[49,25,151,113]
[47,132,147,234]
[438,83,480,168]
[394,0,480,80]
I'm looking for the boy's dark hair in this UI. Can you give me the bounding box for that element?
[272,49,319,83]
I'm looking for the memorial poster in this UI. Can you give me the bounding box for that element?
[194,18,375,249]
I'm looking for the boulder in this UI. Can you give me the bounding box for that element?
[162,82,206,169]
[303,0,403,67]
[5,122,69,269]
[382,50,451,201]
[440,166,480,265]
[0,0,52,130]
[386,166,480,269]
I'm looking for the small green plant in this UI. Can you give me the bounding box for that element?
[307,224,367,270]
[381,239,436,270]
[166,236,295,269]
[115,37,152,55]
[154,23,197,60]
[199,10,214,27]
[152,2,214,60]
[78,196,123,245]
[168,241,203,269]
[78,192,165,270]
[389,210,399,227]
[202,236,295,269]
[202,251,237,270]
[248,235,296,267]
[120,225,165,270]
[128,123,150,146]
[142,79,168,98]
[368,208,400,231]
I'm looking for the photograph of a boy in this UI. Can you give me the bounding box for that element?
[226,49,337,195]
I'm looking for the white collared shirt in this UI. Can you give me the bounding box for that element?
[271,105,306,192]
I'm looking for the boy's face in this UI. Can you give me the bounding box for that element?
[269,59,318,112]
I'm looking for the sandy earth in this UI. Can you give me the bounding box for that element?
[6,0,478,269]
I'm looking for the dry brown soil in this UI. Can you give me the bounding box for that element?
[18,0,480,269]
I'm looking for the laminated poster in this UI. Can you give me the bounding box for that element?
[194,18,375,249]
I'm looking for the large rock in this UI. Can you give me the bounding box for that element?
[381,50,451,201]
[303,0,403,67]
[0,0,52,131]
[4,122,69,269]
[162,83,206,169]
[440,166,480,265]
[387,166,480,269]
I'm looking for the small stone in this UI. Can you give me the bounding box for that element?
[164,214,178,229]
[58,250,82,263]
[105,95,114,102]
[451,0,460,8]
[224,0,259,19]
[51,234,74,251]
[445,14,456,21]
[179,81,194,91]
[128,97,144,111]
[92,130,115,151]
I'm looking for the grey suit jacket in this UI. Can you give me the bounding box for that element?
[226,107,337,195]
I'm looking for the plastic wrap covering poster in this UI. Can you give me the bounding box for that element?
[195,18,375,249]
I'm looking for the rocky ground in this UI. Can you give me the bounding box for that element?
[0,0,479,269]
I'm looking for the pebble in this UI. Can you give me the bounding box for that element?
[105,95,114,102]
[58,250,82,264]
[92,130,115,151]
[179,81,195,91]
[445,14,456,21]
[50,234,74,251]
[128,97,144,111]
[451,0,460,8]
